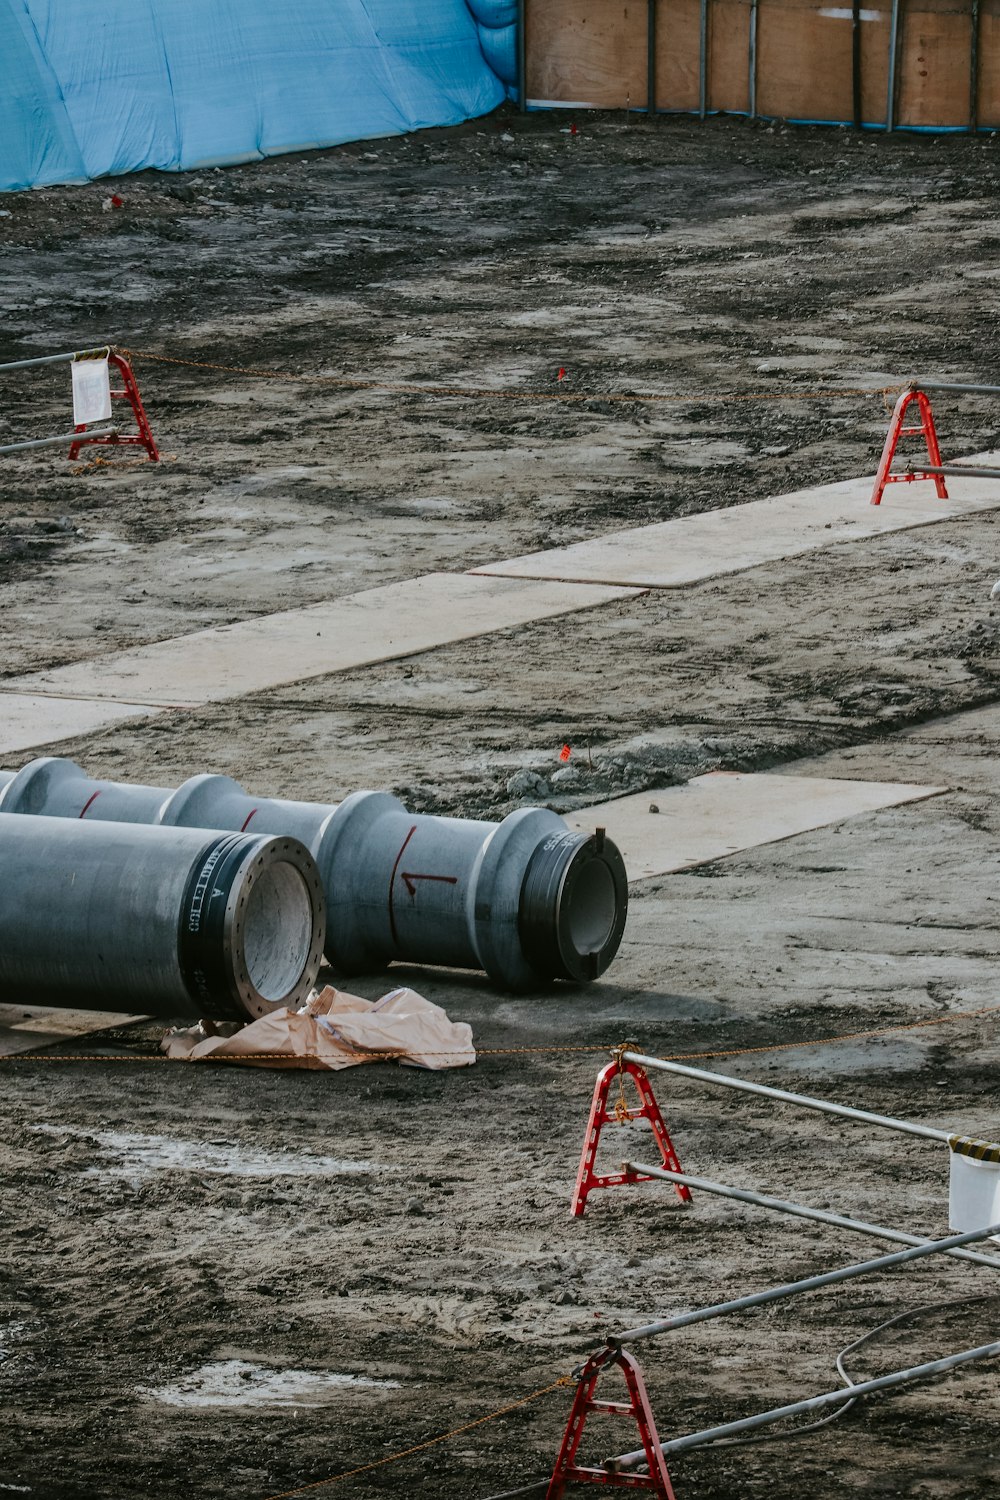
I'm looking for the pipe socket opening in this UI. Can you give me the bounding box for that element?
[239,860,314,1002]
[567,857,619,956]
[518,829,628,984]
[180,834,326,1022]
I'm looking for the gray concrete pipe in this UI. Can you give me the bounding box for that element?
[0,757,629,991]
[0,813,326,1021]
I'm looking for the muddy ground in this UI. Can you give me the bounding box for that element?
[1,109,1000,1499]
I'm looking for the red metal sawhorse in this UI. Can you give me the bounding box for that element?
[546,1347,676,1497]
[572,1059,691,1218]
[870,388,947,506]
[68,349,159,462]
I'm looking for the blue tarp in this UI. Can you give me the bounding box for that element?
[0,0,509,192]
[465,0,517,88]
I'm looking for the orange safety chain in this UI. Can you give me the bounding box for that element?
[5,1003,993,1500]
[249,1000,995,1498]
[1,1002,994,1067]
[119,345,902,409]
[260,1375,574,1500]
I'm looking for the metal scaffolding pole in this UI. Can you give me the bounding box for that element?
[620,1049,951,1143]
[748,0,758,119]
[910,379,1000,395]
[610,1220,1000,1346]
[0,346,111,373]
[0,427,117,456]
[621,1160,1000,1271]
[609,1339,1000,1467]
[906,464,1000,480]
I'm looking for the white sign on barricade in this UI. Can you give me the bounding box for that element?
[71,357,112,426]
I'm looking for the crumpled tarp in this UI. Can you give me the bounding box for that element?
[0,0,506,191]
[161,985,477,1071]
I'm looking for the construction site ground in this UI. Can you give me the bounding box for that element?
[1,110,1000,1500]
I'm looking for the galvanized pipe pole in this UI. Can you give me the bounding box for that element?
[907,463,1000,480]
[748,0,758,119]
[0,757,629,991]
[517,0,527,112]
[610,1339,1000,1467]
[851,0,862,130]
[646,0,656,116]
[0,346,111,374]
[698,0,709,120]
[910,379,1000,395]
[609,1219,1000,1346]
[0,815,325,1021]
[620,1049,951,1143]
[622,1160,1000,1270]
[0,427,117,456]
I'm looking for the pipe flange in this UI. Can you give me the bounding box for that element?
[0,757,81,815]
[518,827,628,983]
[178,833,326,1022]
[157,772,247,828]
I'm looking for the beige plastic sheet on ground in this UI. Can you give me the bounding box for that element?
[161,986,476,1070]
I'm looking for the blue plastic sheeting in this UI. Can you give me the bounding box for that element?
[475,23,517,87]
[465,0,517,87]
[466,0,516,20]
[0,0,507,192]
[0,4,87,189]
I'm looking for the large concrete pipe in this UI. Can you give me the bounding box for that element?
[0,813,325,1021]
[0,758,628,991]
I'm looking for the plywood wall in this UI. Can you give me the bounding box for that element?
[896,0,973,129]
[657,0,702,113]
[526,1,647,107]
[525,0,1000,129]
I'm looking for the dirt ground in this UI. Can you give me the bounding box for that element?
[2,109,1000,1500]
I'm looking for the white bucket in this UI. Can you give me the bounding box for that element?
[949,1148,1000,1242]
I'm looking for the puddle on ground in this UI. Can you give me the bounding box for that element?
[32,1125,375,1178]
[137,1359,400,1408]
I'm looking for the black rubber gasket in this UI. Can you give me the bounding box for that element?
[518,828,629,983]
[177,832,255,1018]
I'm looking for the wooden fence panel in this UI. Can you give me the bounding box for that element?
[524,0,995,128]
[898,0,972,129]
[526,0,646,106]
[708,0,753,115]
[978,2,1000,128]
[757,0,854,121]
[656,0,701,110]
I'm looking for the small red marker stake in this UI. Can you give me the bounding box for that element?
[557,367,566,383]
[559,744,572,763]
